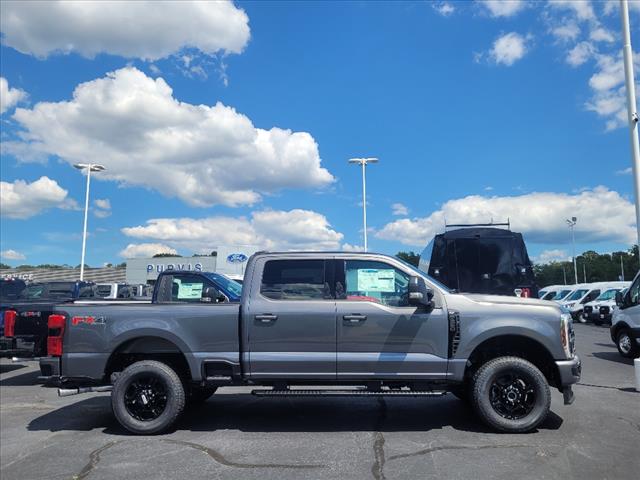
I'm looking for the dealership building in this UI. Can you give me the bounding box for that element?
[124,245,261,285]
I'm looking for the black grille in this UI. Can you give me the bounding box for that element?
[448,312,461,357]
[599,306,610,315]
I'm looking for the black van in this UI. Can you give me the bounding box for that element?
[419,227,538,297]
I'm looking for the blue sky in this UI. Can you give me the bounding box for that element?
[0,0,638,267]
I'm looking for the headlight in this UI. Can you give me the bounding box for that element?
[565,302,575,309]
[560,313,574,358]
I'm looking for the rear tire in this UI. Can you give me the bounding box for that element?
[111,360,185,435]
[471,356,551,433]
[616,329,639,358]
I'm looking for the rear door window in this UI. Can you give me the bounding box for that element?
[260,260,330,300]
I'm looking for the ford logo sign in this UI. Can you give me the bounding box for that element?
[227,253,248,264]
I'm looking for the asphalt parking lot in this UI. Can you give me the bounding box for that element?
[0,323,638,480]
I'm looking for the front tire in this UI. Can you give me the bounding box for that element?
[111,360,185,435]
[616,329,639,358]
[471,356,551,433]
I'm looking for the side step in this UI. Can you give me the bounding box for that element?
[252,389,447,397]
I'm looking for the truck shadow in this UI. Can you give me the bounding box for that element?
[27,394,563,435]
[0,363,27,374]
[591,352,634,366]
[0,369,40,386]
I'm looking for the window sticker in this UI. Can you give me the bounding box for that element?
[177,282,203,299]
[357,269,395,292]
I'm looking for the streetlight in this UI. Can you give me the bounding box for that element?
[348,157,378,252]
[566,217,578,285]
[73,163,106,281]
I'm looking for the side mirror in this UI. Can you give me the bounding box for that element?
[202,287,226,303]
[408,276,434,309]
[615,291,625,307]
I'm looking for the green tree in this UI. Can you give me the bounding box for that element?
[396,251,420,267]
[153,253,180,258]
[0,263,11,269]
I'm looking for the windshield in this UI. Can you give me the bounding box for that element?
[595,289,619,301]
[204,273,242,297]
[394,257,452,293]
[541,291,557,300]
[566,289,589,301]
[552,289,573,300]
[20,284,45,299]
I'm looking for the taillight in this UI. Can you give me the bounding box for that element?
[4,310,17,337]
[47,314,66,357]
[520,288,532,298]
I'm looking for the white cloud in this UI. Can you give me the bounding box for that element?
[0,176,78,219]
[590,27,615,43]
[119,243,178,259]
[342,243,365,252]
[0,0,250,60]
[0,76,26,114]
[121,209,344,252]
[549,0,595,21]
[490,32,528,66]
[585,53,640,130]
[1,249,26,261]
[433,2,455,17]
[376,187,636,246]
[94,198,112,218]
[391,203,409,216]
[94,198,111,210]
[616,167,632,175]
[566,41,595,67]
[479,0,527,18]
[9,67,334,207]
[534,249,570,264]
[551,22,581,42]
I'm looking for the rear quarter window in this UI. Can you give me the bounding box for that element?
[260,260,330,300]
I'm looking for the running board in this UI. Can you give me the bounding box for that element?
[251,389,447,397]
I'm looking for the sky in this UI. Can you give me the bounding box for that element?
[0,0,639,268]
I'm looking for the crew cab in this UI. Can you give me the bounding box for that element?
[39,252,580,435]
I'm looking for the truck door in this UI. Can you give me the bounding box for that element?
[335,258,449,379]
[246,258,337,380]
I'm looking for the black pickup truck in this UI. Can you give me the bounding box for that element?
[1,281,96,359]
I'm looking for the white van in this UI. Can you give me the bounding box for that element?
[559,284,603,321]
[582,284,630,325]
[538,285,564,300]
[611,273,640,358]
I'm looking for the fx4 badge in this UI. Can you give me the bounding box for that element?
[71,316,106,326]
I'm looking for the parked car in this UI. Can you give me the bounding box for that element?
[0,281,95,359]
[558,284,601,321]
[538,285,564,300]
[39,251,579,435]
[582,286,629,325]
[611,273,640,358]
[419,227,538,297]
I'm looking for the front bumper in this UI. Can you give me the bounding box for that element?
[556,355,581,405]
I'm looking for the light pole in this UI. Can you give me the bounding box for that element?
[620,0,640,247]
[348,157,378,252]
[73,163,106,280]
[566,217,578,284]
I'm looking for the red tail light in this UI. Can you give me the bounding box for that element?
[4,310,17,337]
[47,314,66,357]
[520,288,531,298]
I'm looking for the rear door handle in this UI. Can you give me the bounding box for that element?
[343,314,367,323]
[255,314,278,323]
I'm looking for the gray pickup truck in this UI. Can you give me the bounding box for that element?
[40,252,580,434]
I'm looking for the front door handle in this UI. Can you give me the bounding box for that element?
[255,314,278,323]
[343,314,367,323]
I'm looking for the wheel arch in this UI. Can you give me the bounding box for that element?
[464,334,560,388]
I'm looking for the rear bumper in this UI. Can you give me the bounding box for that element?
[0,336,36,358]
[38,356,61,383]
